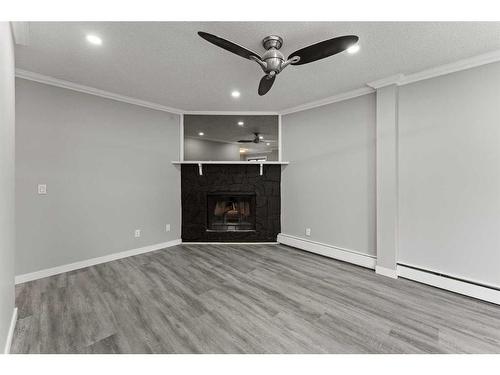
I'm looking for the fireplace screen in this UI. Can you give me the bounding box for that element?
[207,193,256,231]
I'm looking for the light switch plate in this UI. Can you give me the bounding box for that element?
[305,228,311,236]
[37,184,47,195]
[165,224,171,232]
[134,229,141,238]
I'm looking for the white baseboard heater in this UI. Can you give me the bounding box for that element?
[397,263,500,305]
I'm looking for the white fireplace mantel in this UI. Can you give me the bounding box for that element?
[171,161,289,176]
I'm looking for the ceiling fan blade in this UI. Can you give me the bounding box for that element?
[288,35,359,65]
[258,75,276,96]
[238,140,254,143]
[198,32,260,61]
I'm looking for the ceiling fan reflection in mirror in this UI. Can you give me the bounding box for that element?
[238,132,275,144]
[198,31,359,96]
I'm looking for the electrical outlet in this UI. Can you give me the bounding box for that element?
[305,228,311,236]
[165,224,171,232]
[134,229,141,238]
[37,184,47,195]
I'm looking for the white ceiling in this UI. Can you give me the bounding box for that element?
[15,22,500,112]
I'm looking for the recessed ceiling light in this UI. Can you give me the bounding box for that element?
[86,34,102,46]
[231,91,241,98]
[347,44,360,54]
[238,121,244,126]
[259,135,264,139]
[198,132,204,136]
[266,143,270,146]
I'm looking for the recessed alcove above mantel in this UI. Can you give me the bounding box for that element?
[183,114,280,163]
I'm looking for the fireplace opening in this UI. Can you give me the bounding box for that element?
[207,193,256,232]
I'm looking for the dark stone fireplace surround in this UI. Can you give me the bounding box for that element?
[181,164,281,242]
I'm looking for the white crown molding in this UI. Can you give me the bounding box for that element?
[10,22,29,46]
[16,49,500,117]
[279,87,375,115]
[366,49,500,91]
[15,69,184,115]
[15,69,279,116]
[400,49,500,86]
[367,74,404,89]
[279,49,500,115]
[15,239,182,284]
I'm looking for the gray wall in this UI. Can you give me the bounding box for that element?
[184,137,239,161]
[398,62,500,287]
[16,79,181,275]
[0,22,15,351]
[281,94,376,256]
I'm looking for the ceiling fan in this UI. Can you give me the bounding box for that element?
[198,31,359,96]
[238,132,274,144]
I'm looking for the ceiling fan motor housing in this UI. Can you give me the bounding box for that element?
[261,35,285,75]
[262,35,283,50]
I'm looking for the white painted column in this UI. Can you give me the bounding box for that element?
[373,83,399,278]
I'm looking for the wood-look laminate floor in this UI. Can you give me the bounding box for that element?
[11,244,500,353]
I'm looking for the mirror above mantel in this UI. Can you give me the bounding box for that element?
[183,114,279,162]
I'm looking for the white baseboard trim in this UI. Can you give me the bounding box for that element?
[182,242,278,245]
[15,239,182,284]
[375,265,398,279]
[4,307,18,354]
[397,265,500,305]
[277,233,376,269]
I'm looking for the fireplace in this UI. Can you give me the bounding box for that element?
[207,193,256,232]
[181,164,280,242]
